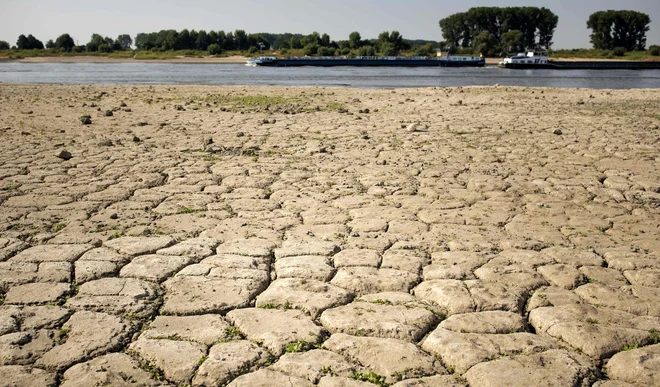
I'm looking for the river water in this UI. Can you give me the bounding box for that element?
[1,62,659,89]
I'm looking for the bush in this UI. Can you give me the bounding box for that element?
[358,45,375,57]
[340,47,351,55]
[208,44,222,55]
[318,46,335,56]
[279,48,288,55]
[98,44,112,53]
[0,40,9,50]
[650,45,660,56]
[612,47,626,57]
[303,43,319,56]
[247,46,258,54]
[73,45,86,53]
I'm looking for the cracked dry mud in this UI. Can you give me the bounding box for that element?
[0,83,659,386]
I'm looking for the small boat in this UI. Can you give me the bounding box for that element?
[246,55,486,67]
[499,51,660,70]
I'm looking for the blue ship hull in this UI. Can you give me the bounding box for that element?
[249,57,486,67]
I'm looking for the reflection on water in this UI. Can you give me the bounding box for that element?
[0,62,659,89]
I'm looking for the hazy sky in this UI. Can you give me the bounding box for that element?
[2,0,659,49]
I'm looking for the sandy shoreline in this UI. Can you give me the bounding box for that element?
[0,84,659,385]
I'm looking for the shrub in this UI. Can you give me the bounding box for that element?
[612,47,626,57]
[0,41,9,50]
[340,47,351,55]
[247,46,258,54]
[208,44,222,55]
[303,43,319,56]
[318,46,335,56]
[98,44,112,53]
[358,45,375,57]
[650,45,660,56]
[73,45,86,53]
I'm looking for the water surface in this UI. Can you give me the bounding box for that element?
[1,62,659,89]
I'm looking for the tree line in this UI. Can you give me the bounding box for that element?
[0,9,654,56]
[439,7,559,55]
[0,29,439,57]
[439,7,653,55]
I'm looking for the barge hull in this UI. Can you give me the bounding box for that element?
[500,61,660,70]
[256,60,485,67]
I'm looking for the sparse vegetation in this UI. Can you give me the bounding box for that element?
[225,326,243,340]
[649,329,660,344]
[285,340,317,353]
[351,371,387,386]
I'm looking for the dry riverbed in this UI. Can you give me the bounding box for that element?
[0,84,659,386]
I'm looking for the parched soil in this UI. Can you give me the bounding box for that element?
[0,84,659,386]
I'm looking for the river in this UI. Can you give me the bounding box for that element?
[1,62,659,89]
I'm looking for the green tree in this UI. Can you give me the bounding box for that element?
[98,43,112,53]
[17,35,30,49]
[115,34,132,50]
[46,39,55,49]
[17,34,45,50]
[650,45,660,56]
[413,43,436,56]
[320,33,331,47]
[501,29,523,54]
[225,31,236,50]
[587,10,650,51]
[472,31,498,56]
[538,8,559,48]
[0,41,9,50]
[177,29,192,50]
[55,33,75,51]
[358,45,375,56]
[439,13,471,48]
[349,31,362,49]
[189,30,199,48]
[196,30,209,50]
[208,43,222,55]
[162,30,178,50]
[302,32,321,47]
[26,35,44,49]
[439,7,558,50]
[379,42,397,56]
[86,33,105,51]
[289,36,302,49]
[318,46,335,56]
[303,43,319,56]
[234,29,248,50]
[208,30,218,46]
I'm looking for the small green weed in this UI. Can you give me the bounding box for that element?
[51,223,67,232]
[197,355,208,367]
[177,207,201,214]
[285,340,316,353]
[586,318,599,324]
[351,371,387,387]
[648,329,660,344]
[622,344,638,351]
[225,326,243,340]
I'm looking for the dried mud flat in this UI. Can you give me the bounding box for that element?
[0,83,659,386]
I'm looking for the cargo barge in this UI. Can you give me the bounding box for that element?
[499,51,660,70]
[247,55,486,67]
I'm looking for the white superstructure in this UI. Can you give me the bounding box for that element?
[499,51,549,66]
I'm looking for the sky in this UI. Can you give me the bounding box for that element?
[2,0,659,49]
